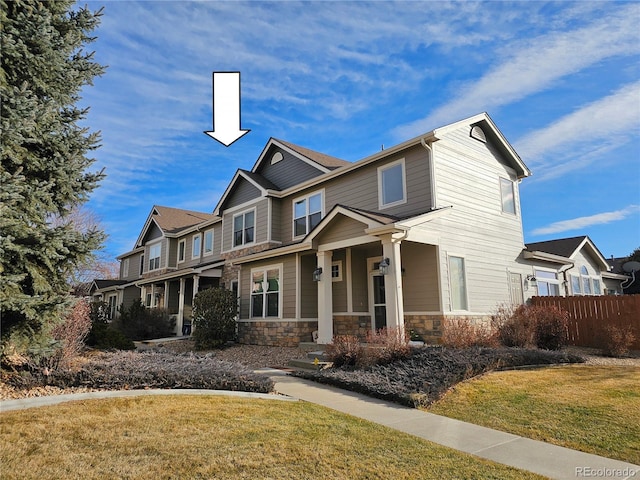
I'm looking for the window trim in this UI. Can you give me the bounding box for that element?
[232,208,256,248]
[148,242,162,272]
[192,233,202,259]
[534,268,561,296]
[203,229,214,257]
[177,239,186,263]
[377,158,407,210]
[292,189,324,240]
[500,177,516,215]
[331,260,343,282]
[250,264,282,319]
[448,254,469,311]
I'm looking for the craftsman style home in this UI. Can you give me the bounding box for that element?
[97,113,624,345]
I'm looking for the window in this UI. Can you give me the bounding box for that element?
[378,159,406,209]
[535,270,560,296]
[192,234,201,259]
[570,275,582,295]
[293,191,323,237]
[580,266,592,295]
[233,210,255,247]
[140,255,145,275]
[121,258,129,278]
[203,229,214,256]
[107,295,117,320]
[593,278,601,295]
[448,256,468,310]
[251,266,280,318]
[331,261,343,282]
[500,178,516,214]
[148,243,161,271]
[177,240,186,263]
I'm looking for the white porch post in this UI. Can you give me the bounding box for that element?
[163,281,169,309]
[381,234,405,334]
[316,250,333,344]
[150,284,155,307]
[191,275,200,334]
[177,278,185,335]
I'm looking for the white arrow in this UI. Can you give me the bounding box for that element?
[204,71,250,147]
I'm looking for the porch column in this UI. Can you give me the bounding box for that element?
[316,250,333,344]
[177,278,185,335]
[191,275,200,333]
[381,234,405,334]
[150,284,156,307]
[163,281,169,309]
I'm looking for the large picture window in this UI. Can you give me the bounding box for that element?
[251,266,280,318]
[378,159,406,209]
[233,210,255,247]
[148,243,161,271]
[448,256,468,310]
[293,191,323,237]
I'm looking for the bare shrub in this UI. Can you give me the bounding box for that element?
[533,305,568,350]
[442,317,498,348]
[361,328,411,366]
[325,335,363,367]
[50,299,92,367]
[492,304,536,348]
[601,325,636,357]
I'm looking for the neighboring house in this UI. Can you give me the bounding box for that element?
[522,236,628,298]
[102,112,544,345]
[89,279,139,319]
[607,256,640,295]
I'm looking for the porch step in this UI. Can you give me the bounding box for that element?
[288,357,332,370]
[306,350,329,361]
[298,342,320,352]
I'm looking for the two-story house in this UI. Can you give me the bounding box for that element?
[109,112,544,345]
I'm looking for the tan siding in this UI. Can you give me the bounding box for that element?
[332,250,347,312]
[432,126,526,313]
[351,245,380,312]
[222,199,269,251]
[167,239,177,268]
[401,243,440,311]
[316,215,368,245]
[270,198,282,243]
[120,252,143,281]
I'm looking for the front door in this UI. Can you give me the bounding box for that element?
[368,257,387,331]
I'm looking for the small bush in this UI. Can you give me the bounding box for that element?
[601,325,636,357]
[362,328,411,365]
[442,317,498,349]
[492,304,535,348]
[325,335,363,367]
[49,299,92,368]
[192,288,237,349]
[533,305,568,350]
[114,301,175,341]
[86,301,135,350]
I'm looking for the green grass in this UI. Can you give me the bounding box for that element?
[429,365,640,464]
[0,395,545,480]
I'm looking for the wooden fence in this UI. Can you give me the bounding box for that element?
[530,295,640,350]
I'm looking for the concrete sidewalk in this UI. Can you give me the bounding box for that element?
[262,369,639,480]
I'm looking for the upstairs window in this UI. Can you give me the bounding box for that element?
[177,239,186,263]
[500,178,516,214]
[148,243,161,271]
[203,229,214,256]
[121,258,129,278]
[378,159,406,209]
[293,191,323,238]
[448,255,468,310]
[233,210,255,247]
[192,234,201,259]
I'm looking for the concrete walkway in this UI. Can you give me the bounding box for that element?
[2,370,638,480]
[262,369,640,480]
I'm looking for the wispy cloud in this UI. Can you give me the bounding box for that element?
[516,81,640,166]
[392,3,639,139]
[531,205,640,236]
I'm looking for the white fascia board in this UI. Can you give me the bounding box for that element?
[523,250,574,265]
[135,268,196,285]
[305,206,384,243]
[134,208,165,248]
[116,246,145,260]
[601,272,629,280]
[395,206,453,228]
[251,138,331,174]
[569,237,610,271]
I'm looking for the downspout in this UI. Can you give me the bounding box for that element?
[420,138,436,209]
[559,263,574,296]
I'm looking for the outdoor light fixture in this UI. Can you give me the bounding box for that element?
[313,267,323,282]
[379,258,390,275]
[526,274,537,287]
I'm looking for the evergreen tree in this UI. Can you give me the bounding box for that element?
[0,0,106,353]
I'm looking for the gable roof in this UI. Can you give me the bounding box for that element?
[525,235,610,270]
[275,139,351,170]
[212,169,281,215]
[135,205,217,247]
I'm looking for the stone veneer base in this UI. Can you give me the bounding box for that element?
[237,321,318,347]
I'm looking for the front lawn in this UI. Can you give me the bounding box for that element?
[429,365,640,464]
[0,396,545,480]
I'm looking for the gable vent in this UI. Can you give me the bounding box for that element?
[271,152,283,165]
[470,125,487,143]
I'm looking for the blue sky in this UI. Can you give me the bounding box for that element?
[78,1,640,262]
